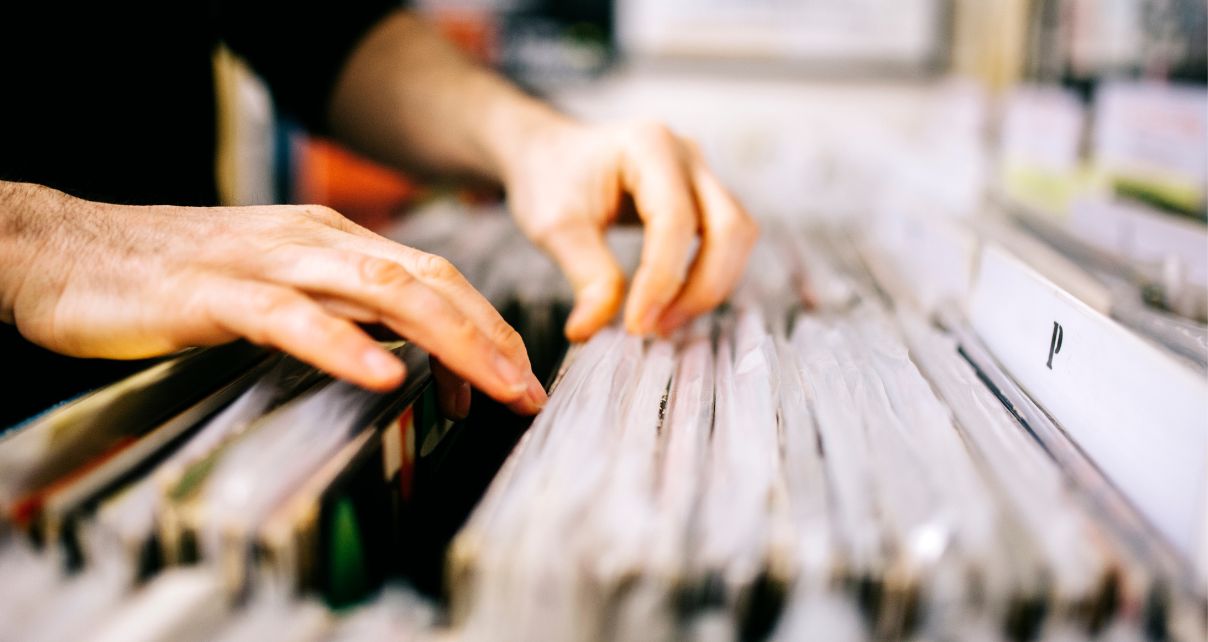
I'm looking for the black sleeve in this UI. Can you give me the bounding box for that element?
[212,0,400,132]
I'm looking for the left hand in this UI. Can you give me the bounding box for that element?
[502,119,758,342]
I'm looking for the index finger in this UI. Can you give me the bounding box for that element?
[258,246,544,412]
[296,212,543,386]
[619,125,700,335]
[327,231,535,372]
[655,154,758,334]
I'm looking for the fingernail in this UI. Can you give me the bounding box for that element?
[492,352,529,397]
[362,348,404,384]
[455,381,472,419]
[526,376,547,411]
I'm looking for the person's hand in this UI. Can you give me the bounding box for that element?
[325,11,753,342]
[502,119,758,342]
[0,182,545,417]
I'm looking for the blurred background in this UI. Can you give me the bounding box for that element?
[209,0,1208,330]
[214,0,1206,231]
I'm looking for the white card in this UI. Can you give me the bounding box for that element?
[970,244,1208,562]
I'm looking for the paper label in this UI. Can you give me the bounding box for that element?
[970,244,1208,560]
[1094,81,1208,192]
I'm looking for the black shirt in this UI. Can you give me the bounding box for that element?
[0,0,397,426]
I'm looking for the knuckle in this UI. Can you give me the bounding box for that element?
[649,210,694,235]
[721,212,759,247]
[489,319,526,355]
[603,265,626,290]
[528,214,578,251]
[248,288,290,319]
[636,120,673,139]
[411,253,460,283]
[278,302,354,351]
[287,311,333,347]
[357,256,411,290]
[628,120,675,149]
[313,316,354,349]
[450,314,482,347]
[245,290,298,343]
[297,204,344,227]
[591,265,627,297]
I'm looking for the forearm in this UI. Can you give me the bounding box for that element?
[325,11,757,341]
[327,10,573,184]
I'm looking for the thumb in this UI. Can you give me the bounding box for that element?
[537,222,626,342]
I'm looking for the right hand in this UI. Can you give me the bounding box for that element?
[502,119,758,341]
[0,181,546,416]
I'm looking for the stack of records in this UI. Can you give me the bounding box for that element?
[0,201,1202,642]
[0,340,443,641]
